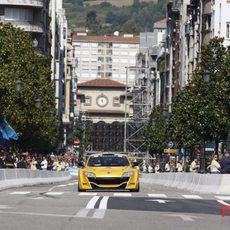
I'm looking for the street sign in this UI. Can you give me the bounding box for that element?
[168,141,174,148]
[164,149,177,154]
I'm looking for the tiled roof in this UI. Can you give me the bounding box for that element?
[72,35,140,44]
[78,78,126,88]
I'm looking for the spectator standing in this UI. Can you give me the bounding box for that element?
[0,152,6,168]
[190,159,198,172]
[165,161,170,172]
[220,152,230,174]
[30,157,38,170]
[40,156,48,170]
[176,160,183,172]
[207,154,221,174]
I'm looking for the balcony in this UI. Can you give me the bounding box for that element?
[1,0,44,7]
[8,20,43,33]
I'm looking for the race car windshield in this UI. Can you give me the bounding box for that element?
[87,156,129,167]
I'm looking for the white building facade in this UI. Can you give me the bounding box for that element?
[211,0,230,47]
[0,0,50,54]
[72,35,140,85]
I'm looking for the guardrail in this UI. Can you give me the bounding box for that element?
[0,169,72,190]
[140,173,230,195]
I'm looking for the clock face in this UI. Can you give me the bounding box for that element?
[97,95,108,107]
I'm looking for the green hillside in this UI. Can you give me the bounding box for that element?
[64,0,167,35]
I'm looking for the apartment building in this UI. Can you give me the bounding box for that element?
[72,35,140,85]
[0,0,50,54]
[211,0,230,47]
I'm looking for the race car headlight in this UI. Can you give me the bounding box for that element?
[84,171,96,178]
[122,171,134,178]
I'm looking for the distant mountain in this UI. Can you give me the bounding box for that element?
[64,0,167,35]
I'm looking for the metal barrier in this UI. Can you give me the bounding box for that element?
[140,173,230,195]
[0,169,72,190]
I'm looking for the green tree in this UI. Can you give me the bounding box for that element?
[168,37,230,149]
[144,105,168,155]
[0,23,59,153]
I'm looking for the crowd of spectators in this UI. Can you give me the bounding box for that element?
[0,149,79,171]
[138,152,230,174]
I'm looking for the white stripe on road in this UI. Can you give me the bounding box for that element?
[45,192,64,196]
[92,209,106,219]
[79,192,98,196]
[0,210,74,218]
[182,195,203,199]
[148,194,167,198]
[99,196,109,210]
[75,196,100,218]
[86,196,100,209]
[216,196,230,201]
[113,193,132,197]
[74,208,91,218]
[217,200,230,206]
[10,192,31,195]
[29,197,44,200]
[57,185,67,187]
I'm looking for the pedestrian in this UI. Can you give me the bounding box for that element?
[165,161,170,172]
[207,154,221,174]
[190,158,198,172]
[176,160,183,172]
[0,152,6,168]
[40,156,48,170]
[220,151,230,174]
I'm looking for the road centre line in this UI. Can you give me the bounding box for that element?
[10,192,31,195]
[182,195,203,199]
[45,192,64,196]
[216,196,230,200]
[148,194,167,198]
[79,192,98,196]
[113,193,132,197]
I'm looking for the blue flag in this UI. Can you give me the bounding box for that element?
[0,119,18,140]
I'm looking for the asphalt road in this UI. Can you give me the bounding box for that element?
[0,178,229,230]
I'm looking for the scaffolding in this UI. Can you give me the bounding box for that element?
[124,66,153,160]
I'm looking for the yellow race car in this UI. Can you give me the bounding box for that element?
[78,153,139,192]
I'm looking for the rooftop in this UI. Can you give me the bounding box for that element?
[78,78,126,88]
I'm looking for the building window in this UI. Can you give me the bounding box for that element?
[84,96,92,106]
[226,23,230,39]
[113,96,120,107]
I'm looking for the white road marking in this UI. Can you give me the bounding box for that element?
[216,196,230,201]
[146,199,175,204]
[113,193,132,197]
[99,196,109,210]
[0,205,12,209]
[86,196,100,209]
[182,195,202,199]
[165,214,201,222]
[148,194,167,198]
[92,209,106,219]
[10,192,31,195]
[79,192,98,196]
[217,200,230,206]
[45,192,64,196]
[74,208,91,218]
[29,197,44,200]
[0,210,74,218]
[67,182,78,186]
[57,185,67,187]
[75,195,100,218]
